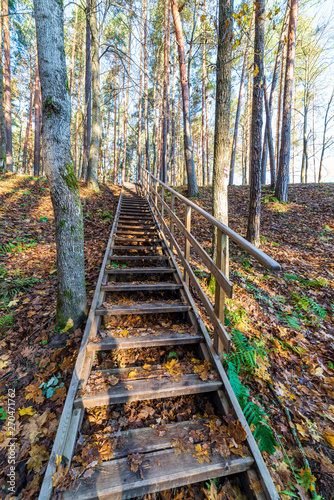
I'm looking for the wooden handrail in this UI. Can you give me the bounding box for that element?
[140,168,281,355]
[141,168,281,272]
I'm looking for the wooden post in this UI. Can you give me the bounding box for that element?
[161,185,165,219]
[154,179,158,208]
[170,192,175,252]
[184,205,191,287]
[214,228,229,355]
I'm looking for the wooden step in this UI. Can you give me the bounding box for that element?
[105,267,174,274]
[114,237,163,243]
[74,373,222,408]
[108,255,169,261]
[116,230,157,235]
[63,447,253,500]
[87,329,202,350]
[110,245,164,251]
[117,224,156,230]
[101,282,181,291]
[95,301,190,316]
[119,215,155,220]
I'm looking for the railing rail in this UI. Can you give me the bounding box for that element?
[140,168,281,354]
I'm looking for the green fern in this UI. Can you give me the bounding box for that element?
[305,297,327,319]
[226,333,277,455]
[0,314,13,330]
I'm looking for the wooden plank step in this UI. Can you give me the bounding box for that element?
[63,446,253,500]
[114,237,163,243]
[116,230,157,235]
[98,419,206,458]
[74,373,222,408]
[108,255,169,261]
[95,301,190,316]
[110,245,164,251]
[119,215,155,220]
[105,267,174,274]
[117,224,156,229]
[101,283,181,291]
[86,329,202,350]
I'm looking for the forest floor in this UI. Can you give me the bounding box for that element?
[0,174,333,500]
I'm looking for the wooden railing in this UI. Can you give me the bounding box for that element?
[141,168,281,355]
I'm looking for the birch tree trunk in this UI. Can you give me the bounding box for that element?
[33,0,87,328]
[229,11,254,185]
[3,0,12,171]
[171,0,198,197]
[82,12,92,181]
[246,0,265,246]
[87,0,101,190]
[213,0,233,237]
[275,0,299,202]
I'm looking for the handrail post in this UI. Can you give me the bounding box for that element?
[214,228,229,356]
[161,185,165,220]
[154,179,158,209]
[184,205,191,287]
[170,193,175,253]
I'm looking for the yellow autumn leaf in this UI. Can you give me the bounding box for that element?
[143,363,152,371]
[128,370,139,379]
[296,423,308,439]
[61,317,74,333]
[193,444,210,464]
[27,445,49,473]
[19,407,35,417]
[253,64,259,76]
[118,329,129,337]
[324,432,334,448]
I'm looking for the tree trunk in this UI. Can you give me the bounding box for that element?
[3,0,13,171]
[33,0,87,328]
[301,99,308,183]
[161,0,170,183]
[171,0,198,197]
[113,66,118,184]
[261,5,289,184]
[34,50,42,177]
[69,5,79,97]
[318,90,333,182]
[171,40,177,186]
[275,0,299,202]
[312,85,316,182]
[22,73,34,174]
[212,0,234,248]
[122,6,132,184]
[82,12,91,181]
[263,75,276,188]
[246,0,265,246]
[229,10,254,185]
[74,52,83,175]
[201,34,207,186]
[275,42,286,169]
[137,0,144,182]
[143,0,150,172]
[87,0,100,190]
[0,56,6,172]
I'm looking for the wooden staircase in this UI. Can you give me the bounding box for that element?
[39,183,280,500]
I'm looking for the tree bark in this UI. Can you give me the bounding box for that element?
[246,0,265,246]
[22,74,34,174]
[69,5,79,97]
[263,75,276,188]
[82,12,91,181]
[143,0,150,172]
[261,5,289,185]
[0,69,5,172]
[33,0,87,328]
[201,33,207,186]
[161,0,170,183]
[74,50,83,175]
[275,0,299,202]
[87,0,100,190]
[113,57,118,184]
[171,40,177,186]
[275,41,286,169]
[3,0,13,171]
[213,0,234,237]
[34,50,42,177]
[318,90,333,182]
[122,5,132,184]
[301,98,308,183]
[137,0,144,182]
[171,0,198,197]
[229,10,254,185]
[0,56,7,172]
